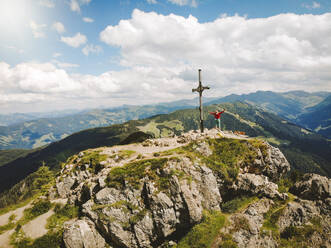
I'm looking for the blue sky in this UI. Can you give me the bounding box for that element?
[0,0,330,113]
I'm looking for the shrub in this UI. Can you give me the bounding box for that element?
[218,233,238,248]
[30,231,62,248]
[24,200,52,221]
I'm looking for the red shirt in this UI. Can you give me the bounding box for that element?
[209,111,224,119]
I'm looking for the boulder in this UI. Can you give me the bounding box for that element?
[56,176,76,198]
[232,173,287,200]
[263,144,290,181]
[63,218,106,248]
[277,199,320,232]
[290,173,331,201]
[226,198,276,248]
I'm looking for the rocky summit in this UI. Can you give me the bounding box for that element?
[1,129,330,248]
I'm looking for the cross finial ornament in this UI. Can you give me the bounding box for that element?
[192,69,210,133]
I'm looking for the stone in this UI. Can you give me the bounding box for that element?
[56,176,76,198]
[95,187,125,205]
[290,173,331,201]
[63,218,106,248]
[232,173,286,200]
[277,199,320,232]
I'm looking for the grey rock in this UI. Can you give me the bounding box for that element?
[194,141,212,157]
[63,218,106,248]
[290,173,331,201]
[98,176,107,189]
[95,187,125,205]
[198,165,222,210]
[263,145,290,181]
[134,213,155,248]
[232,173,286,200]
[56,176,76,198]
[180,180,203,224]
[277,199,320,232]
[228,198,276,248]
[147,183,177,238]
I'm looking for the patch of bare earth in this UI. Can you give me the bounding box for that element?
[22,209,54,239]
[0,229,14,248]
[0,203,32,226]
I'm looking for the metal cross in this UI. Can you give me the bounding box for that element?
[192,69,210,133]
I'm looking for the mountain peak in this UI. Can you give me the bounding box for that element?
[1,129,330,247]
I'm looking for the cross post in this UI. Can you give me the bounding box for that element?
[192,69,210,133]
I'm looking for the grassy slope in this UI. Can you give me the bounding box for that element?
[0,149,37,167]
[0,105,194,150]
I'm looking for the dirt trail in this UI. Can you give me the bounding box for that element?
[0,203,31,226]
[0,229,14,248]
[102,129,249,157]
[22,209,54,239]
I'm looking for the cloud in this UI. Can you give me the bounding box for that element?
[52,22,65,33]
[29,20,47,38]
[52,60,80,68]
[168,0,197,7]
[147,0,157,4]
[82,44,102,56]
[302,1,321,9]
[70,0,92,13]
[0,61,122,110]
[99,10,331,97]
[83,17,94,23]
[2,10,331,113]
[61,33,87,47]
[39,0,55,8]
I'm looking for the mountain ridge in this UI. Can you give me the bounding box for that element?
[0,101,330,196]
[0,90,330,150]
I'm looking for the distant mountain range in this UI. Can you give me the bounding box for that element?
[0,91,330,151]
[296,95,331,138]
[0,109,86,126]
[0,101,330,194]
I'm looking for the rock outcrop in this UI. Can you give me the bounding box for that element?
[63,218,106,248]
[51,129,329,248]
[290,173,331,201]
[231,173,287,200]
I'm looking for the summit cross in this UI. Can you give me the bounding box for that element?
[192,69,210,133]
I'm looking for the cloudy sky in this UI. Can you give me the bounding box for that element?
[0,0,330,113]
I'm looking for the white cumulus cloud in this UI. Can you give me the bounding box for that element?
[29,20,47,38]
[52,60,80,68]
[1,10,331,113]
[83,17,94,23]
[147,0,157,4]
[70,0,92,13]
[61,33,87,48]
[52,22,65,33]
[302,1,321,9]
[168,0,197,7]
[82,44,102,56]
[100,10,331,97]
